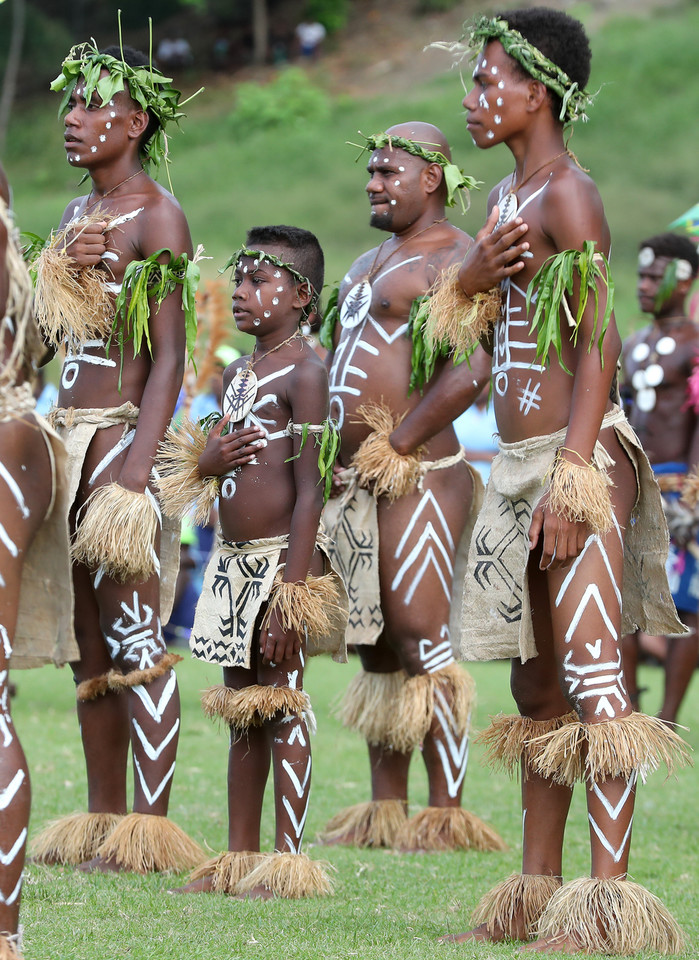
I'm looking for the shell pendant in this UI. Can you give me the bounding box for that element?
[223,367,258,422]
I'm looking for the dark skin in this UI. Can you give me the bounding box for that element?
[326,122,490,834]
[174,247,328,897]
[621,255,699,723]
[50,71,194,872]
[0,161,52,941]
[445,41,638,952]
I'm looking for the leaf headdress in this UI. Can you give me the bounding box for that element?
[432,15,595,125]
[50,35,199,177]
[220,247,319,317]
[351,132,481,214]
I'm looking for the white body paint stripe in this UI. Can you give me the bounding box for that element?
[0,462,29,518]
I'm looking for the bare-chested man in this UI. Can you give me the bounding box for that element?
[621,233,699,724]
[30,42,203,873]
[0,161,76,958]
[319,121,500,853]
[429,8,688,952]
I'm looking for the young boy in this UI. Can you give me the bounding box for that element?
[158,225,348,899]
[428,7,689,953]
[0,161,76,959]
[621,234,699,724]
[30,41,203,873]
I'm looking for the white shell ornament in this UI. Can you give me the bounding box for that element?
[636,387,656,412]
[495,192,518,229]
[631,342,651,363]
[656,336,676,356]
[223,368,258,422]
[644,363,664,387]
[340,281,372,328]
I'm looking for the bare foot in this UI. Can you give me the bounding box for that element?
[521,932,585,953]
[77,854,128,874]
[168,875,215,895]
[234,884,275,901]
[439,922,509,944]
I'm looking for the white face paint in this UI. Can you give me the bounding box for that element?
[490,65,498,74]
[496,97,504,106]
[398,166,405,172]
[478,92,490,110]
[498,80,505,89]
[486,131,495,139]
[394,180,401,185]
[99,135,106,142]
[106,122,112,129]
[494,115,502,124]
[656,336,676,355]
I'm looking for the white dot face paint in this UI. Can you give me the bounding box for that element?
[383,157,389,164]
[398,166,405,172]
[494,115,502,125]
[394,180,401,186]
[390,199,397,205]
[497,97,504,106]
[90,146,97,153]
[277,286,284,292]
[481,59,487,68]
[110,111,116,118]
[272,298,279,305]
[99,135,106,142]
[273,270,281,278]
[106,122,112,129]
[498,80,505,89]
[486,131,495,140]
[478,92,490,110]
[491,65,498,75]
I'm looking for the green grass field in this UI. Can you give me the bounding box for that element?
[3,1,697,338]
[15,652,699,960]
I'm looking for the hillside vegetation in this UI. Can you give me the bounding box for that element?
[3,0,696,336]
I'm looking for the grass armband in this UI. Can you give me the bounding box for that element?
[32,218,115,348]
[318,285,339,351]
[111,247,200,385]
[545,448,614,536]
[526,242,614,373]
[422,263,500,356]
[71,482,160,582]
[262,573,344,644]
[156,416,220,525]
[351,401,424,501]
[285,418,341,504]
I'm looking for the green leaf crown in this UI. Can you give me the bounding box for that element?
[351,132,481,213]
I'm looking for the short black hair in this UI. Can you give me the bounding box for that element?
[639,233,698,276]
[101,44,160,149]
[246,225,325,298]
[493,7,591,120]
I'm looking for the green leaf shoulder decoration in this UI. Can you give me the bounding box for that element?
[110,247,200,386]
[408,294,473,395]
[285,418,341,504]
[525,241,614,374]
[318,285,339,351]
